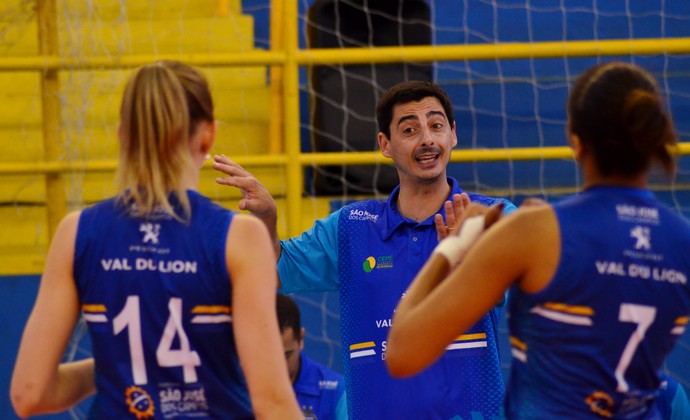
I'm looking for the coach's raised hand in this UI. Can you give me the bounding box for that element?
[213,155,280,255]
[434,192,470,241]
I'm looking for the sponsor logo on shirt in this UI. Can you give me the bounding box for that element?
[362,255,393,272]
[375,318,392,328]
[129,223,171,255]
[100,258,198,274]
[622,224,663,262]
[159,385,210,417]
[125,386,155,419]
[348,209,379,222]
[615,204,659,224]
[319,380,339,390]
[101,221,200,275]
[140,223,161,244]
[594,260,686,285]
[630,226,651,250]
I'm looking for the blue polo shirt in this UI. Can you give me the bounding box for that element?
[279,177,516,419]
[294,352,347,420]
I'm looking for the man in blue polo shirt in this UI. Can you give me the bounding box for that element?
[214,81,516,419]
[277,293,347,420]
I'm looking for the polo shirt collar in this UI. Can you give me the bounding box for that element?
[381,177,464,241]
[293,352,320,396]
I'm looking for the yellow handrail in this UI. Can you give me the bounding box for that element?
[7,143,690,176]
[0,51,286,71]
[296,38,690,64]
[3,38,690,71]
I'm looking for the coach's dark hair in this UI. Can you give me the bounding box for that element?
[276,294,302,341]
[376,81,455,139]
[568,61,676,177]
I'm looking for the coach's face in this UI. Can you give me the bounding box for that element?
[378,96,457,185]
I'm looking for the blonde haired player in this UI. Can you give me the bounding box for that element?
[11,61,301,419]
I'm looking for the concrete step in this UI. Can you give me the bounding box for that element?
[1,14,256,57]
[58,0,242,21]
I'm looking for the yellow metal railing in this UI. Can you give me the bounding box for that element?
[37,0,65,240]
[3,0,690,240]
[6,37,690,71]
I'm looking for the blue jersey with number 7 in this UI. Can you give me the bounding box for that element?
[506,186,690,419]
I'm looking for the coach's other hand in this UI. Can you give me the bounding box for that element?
[213,155,278,224]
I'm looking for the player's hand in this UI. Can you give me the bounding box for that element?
[213,155,278,223]
[434,193,470,241]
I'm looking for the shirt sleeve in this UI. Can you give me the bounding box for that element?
[278,209,340,293]
[502,199,518,215]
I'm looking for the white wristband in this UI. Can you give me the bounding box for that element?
[433,215,486,266]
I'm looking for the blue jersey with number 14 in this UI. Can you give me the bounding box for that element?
[507,186,690,419]
[74,191,253,419]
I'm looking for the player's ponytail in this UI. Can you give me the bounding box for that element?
[116,61,213,221]
[621,88,676,175]
[568,62,677,177]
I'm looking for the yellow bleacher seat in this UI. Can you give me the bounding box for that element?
[0,0,272,274]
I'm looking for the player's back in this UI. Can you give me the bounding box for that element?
[73,191,253,419]
[507,186,690,419]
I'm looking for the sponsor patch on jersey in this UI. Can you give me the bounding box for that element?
[362,255,393,272]
[125,386,155,419]
[159,385,210,418]
[348,209,380,222]
[319,380,340,390]
[615,204,659,224]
